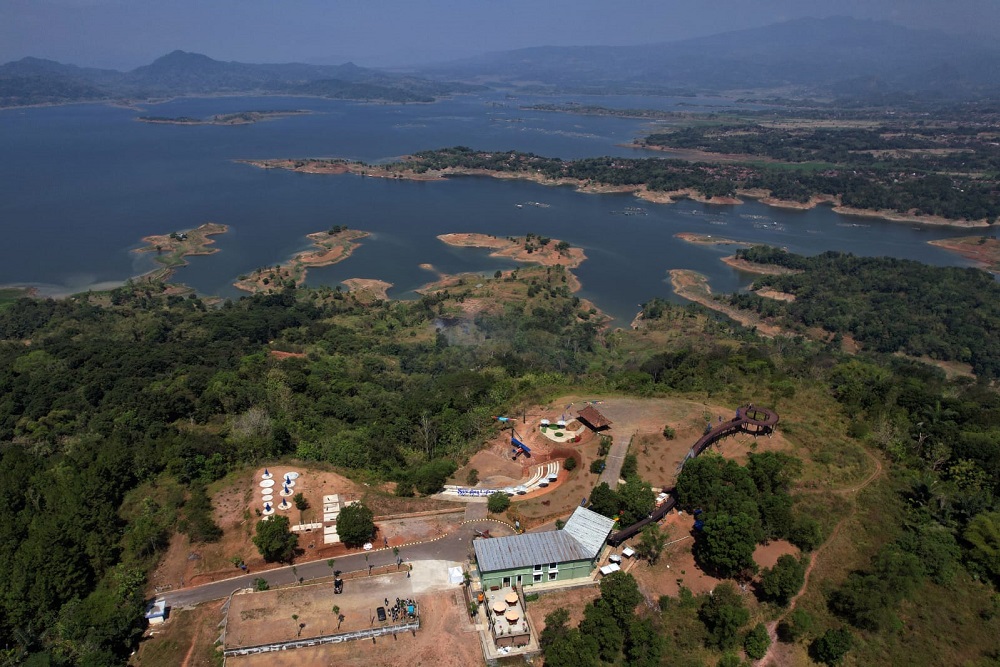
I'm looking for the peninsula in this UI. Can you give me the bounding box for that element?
[133,222,228,282]
[241,148,996,227]
[137,110,310,126]
[233,227,368,294]
[929,235,1000,273]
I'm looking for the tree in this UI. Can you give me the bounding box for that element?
[590,459,605,474]
[635,524,668,565]
[965,510,1000,584]
[539,608,570,649]
[758,554,806,605]
[618,475,655,526]
[625,616,664,667]
[563,455,577,471]
[776,609,814,643]
[743,623,771,660]
[332,605,342,629]
[579,599,622,662]
[293,492,309,511]
[487,491,510,514]
[699,583,749,650]
[599,571,642,628]
[589,482,620,519]
[695,512,761,578]
[788,514,824,552]
[544,628,600,667]
[620,453,638,479]
[747,452,802,495]
[252,515,298,563]
[337,502,375,547]
[809,627,854,665]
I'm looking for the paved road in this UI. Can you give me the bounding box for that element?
[162,520,505,609]
[599,431,633,487]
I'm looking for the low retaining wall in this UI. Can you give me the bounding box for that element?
[224,619,420,656]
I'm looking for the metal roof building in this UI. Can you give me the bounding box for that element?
[475,530,590,572]
[474,506,616,586]
[562,506,617,558]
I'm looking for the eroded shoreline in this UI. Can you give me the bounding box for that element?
[233,228,369,293]
[241,158,991,228]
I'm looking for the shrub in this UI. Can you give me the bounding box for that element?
[758,555,806,605]
[743,623,771,660]
[809,628,853,665]
[662,425,676,440]
[563,456,577,471]
[487,491,511,514]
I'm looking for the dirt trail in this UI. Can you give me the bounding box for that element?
[757,449,883,666]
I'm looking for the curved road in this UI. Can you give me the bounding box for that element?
[162,520,503,609]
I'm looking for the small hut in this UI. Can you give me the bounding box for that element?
[577,405,612,432]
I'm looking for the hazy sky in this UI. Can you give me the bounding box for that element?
[1,0,996,69]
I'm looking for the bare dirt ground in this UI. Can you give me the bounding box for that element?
[152,466,457,594]
[629,512,721,599]
[753,540,800,569]
[227,587,481,667]
[452,449,524,488]
[526,586,601,638]
[130,600,224,667]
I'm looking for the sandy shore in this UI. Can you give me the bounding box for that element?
[675,232,752,247]
[437,233,586,269]
[929,236,1000,273]
[720,256,802,275]
[233,228,369,293]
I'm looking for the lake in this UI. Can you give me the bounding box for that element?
[0,93,979,325]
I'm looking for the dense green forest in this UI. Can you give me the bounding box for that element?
[725,246,1000,377]
[393,147,1000,221]
[643,123,1000,174]
[2,264,1000,664]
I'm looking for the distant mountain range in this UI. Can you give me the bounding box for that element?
[420,17,1000,102]
[0,50,482,107]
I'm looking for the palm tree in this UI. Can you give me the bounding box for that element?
[333,605,342,630]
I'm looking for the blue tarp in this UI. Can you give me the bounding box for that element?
[511,436,531,453]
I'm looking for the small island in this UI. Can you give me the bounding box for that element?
[437,233,586,269]
[929,235,1000,273]
[134,222,228,281]
[233,226,368,293]
[137,110,310,126]
[674,232,752,247]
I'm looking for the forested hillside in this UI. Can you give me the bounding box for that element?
[1,267,999,664]
[726,247,1000,377]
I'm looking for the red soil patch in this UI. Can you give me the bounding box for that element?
[269,350,306,360]
[753,540,800,570]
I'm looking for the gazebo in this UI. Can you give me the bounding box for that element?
[577,405,612,432]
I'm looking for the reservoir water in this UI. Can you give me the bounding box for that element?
[0,93,980,325]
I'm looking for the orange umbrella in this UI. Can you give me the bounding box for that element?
[505,592,519,605]
[505,608,520,622]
